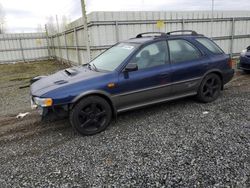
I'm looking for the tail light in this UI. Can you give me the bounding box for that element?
[228,58,233,69]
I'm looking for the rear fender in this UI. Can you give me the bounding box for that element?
[199,69,224,89]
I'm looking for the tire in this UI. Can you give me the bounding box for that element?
[197,73,222,103]
[70,96,112,136]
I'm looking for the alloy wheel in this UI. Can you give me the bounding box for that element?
[77,103,107,132]
[202,77,220,98]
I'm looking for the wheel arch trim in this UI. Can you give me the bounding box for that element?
[71,90,117,118]
[201,69,224,89]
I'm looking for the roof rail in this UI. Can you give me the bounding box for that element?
[166,30,198,36]
[136,32,166,38]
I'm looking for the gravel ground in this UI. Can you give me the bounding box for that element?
[0,62,249,187]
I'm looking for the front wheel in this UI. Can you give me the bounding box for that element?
[70,96,112,135]
[197,73,222,103]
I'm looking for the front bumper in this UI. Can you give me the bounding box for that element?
[239,63,250,71]
[30,97,49,116]
[239,56,250,70]
[30,96,69,120]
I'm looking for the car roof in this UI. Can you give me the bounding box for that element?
[122,30,204,44]
[122,37,156,44]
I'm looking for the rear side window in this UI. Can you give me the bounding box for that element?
[168,39,201,63]
[196,38,224,54]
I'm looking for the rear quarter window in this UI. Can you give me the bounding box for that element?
[196,38,224,54]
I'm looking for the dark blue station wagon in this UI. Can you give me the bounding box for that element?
[239,46,250,73]
[30,30,234,135]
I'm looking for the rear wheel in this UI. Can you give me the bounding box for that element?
[70,96,112,135]
[197,73,222,103]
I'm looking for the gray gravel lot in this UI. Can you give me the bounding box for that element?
[0,62,250,187]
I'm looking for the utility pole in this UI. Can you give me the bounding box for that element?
[211,0,214,37]
[81,0,91,63]
[212,0,214,16]
[56,15,63,61]
[0,23,4,34]
[56,15,60,33]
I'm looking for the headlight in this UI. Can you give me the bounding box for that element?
[241,49,247,56]
[33,97,53,107]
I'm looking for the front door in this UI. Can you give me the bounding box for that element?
[114,40,172,111]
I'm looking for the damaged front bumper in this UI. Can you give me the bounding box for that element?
[30,96,69,119]
[30,97,49,116]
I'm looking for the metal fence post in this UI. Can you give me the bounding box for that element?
[50,36,56,58]
[115,21,119,42]
[64,32,69,63]
[19,38,25,62]
[57,34,63,61]
[74,27,81,65]
[230,17,235,57]
[182,19,185,31]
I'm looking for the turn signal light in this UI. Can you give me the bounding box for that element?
[44,98,53,107]
[107,83,115,88]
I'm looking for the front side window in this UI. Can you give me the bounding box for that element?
[196,38,224,54]
[90,43,138,72]
[168,39,201,63]
[130,41,169,70]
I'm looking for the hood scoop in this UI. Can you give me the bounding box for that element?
[64,68,78,76]
[54,80,68,85]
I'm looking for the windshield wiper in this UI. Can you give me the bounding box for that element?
[87,63,92,70]
[87,63,98,72]
[91,63,98,71]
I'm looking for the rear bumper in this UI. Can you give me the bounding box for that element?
[222,69,234,85]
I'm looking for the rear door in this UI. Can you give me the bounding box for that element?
[167,38,210,95]
[114,40,172,111]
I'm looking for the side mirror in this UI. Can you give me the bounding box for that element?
[124,63,138,72]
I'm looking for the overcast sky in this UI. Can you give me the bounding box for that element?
[0,0,250,33]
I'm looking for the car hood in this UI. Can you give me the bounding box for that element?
[30,65,106,96]
[245,51,250,57]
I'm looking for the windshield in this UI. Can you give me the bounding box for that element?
[89,43,139,72]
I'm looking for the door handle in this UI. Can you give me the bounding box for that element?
[159,73,168,79]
